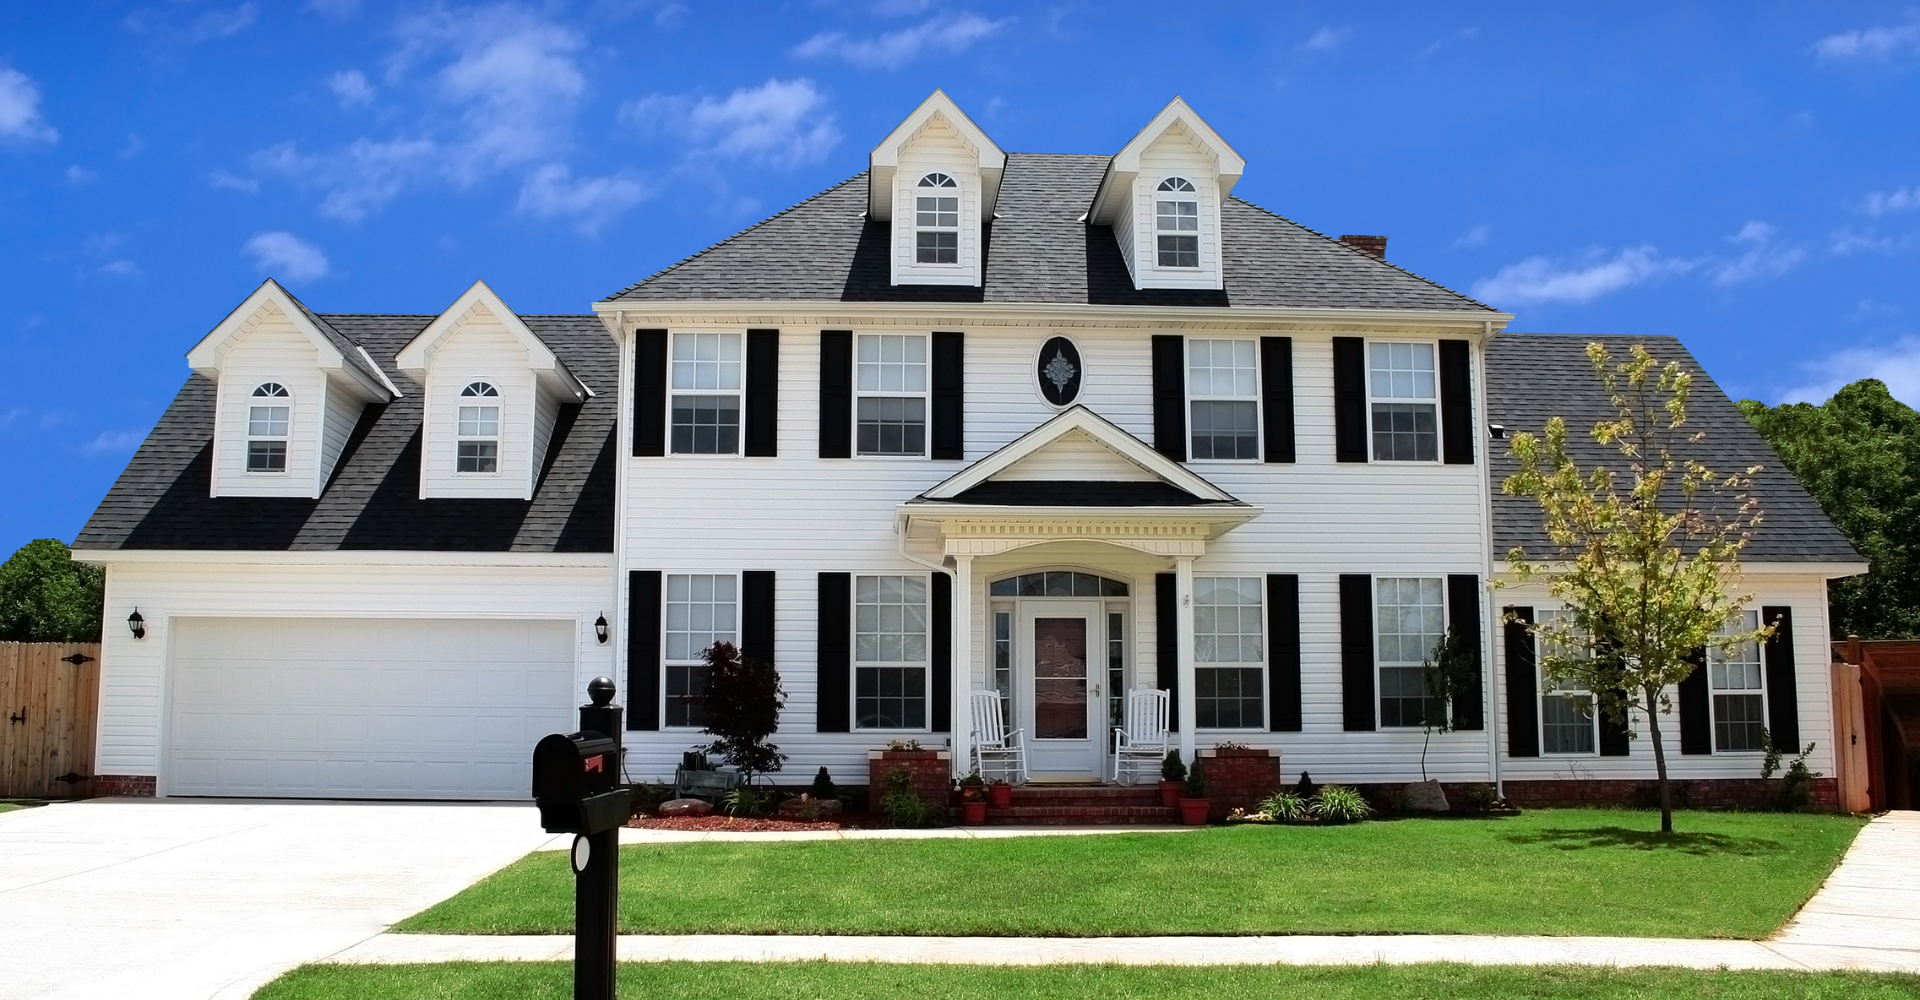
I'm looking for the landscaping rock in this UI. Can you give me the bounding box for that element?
[776,795,843,819]
[657,797,714,817]
[1403,779,1450,812]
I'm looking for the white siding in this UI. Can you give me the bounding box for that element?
[892,118,983,287]
[210,315,326,499]
[419,319,537,500]
[996,430,1157,482]
[531,385,560,481]
[318,381,359,489]
[1129,123,1224,291]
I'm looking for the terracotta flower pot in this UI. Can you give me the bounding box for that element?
[987,784,1013,810]
[1159,780,1183,809]
[960,800,988,825]
[1178,797,1211,826]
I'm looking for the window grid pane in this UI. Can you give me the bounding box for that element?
[1709,610,1765,751]
[458,405,500,438]
[1194,577,1262,728]
[246,441,286,472]
[248,405,289,438]
[994,609,1013,729]
[1377,577,1446,728]
[1157,234,1198,268]
[1196,667,1264,729]
[915,231,958,263]
[671,396,741,454]
[1369,342,1437,399]
[854,575,928,664]
[1371,403,1438,461]
[1188,340,1257,459]
[664,573,736,665]
[1542,693,1597,754]
[856,335,928,456]
[456,441,498,473]
[670,333,742,391]
[856,667,927,730]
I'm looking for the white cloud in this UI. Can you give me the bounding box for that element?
[0,68,58,144]
[117,133,145,159]
[1299,25,1352,52]
[793,13,1008,68]
[1782,337,1920,407]
[328,69,375,109]
[516,163,648,235]
[1708,220,1806,286]
[1812,15,1920,62]
[251,136,438,222]
[1865,186,1919,217]
[81,429,146,455]
[1422,27,1478,57]
[306,0,360,17]
[98,260,142,278]
[124,3,259,44]
[243,231,331,282]
[625,78,840,169]
[209,169,258,193]
[1830,226,1897,256]
[1452,224,1490,249]
[64,164,97,185]
[1472,246,1692,306]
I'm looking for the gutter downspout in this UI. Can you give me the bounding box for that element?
[1478,321,1504,801]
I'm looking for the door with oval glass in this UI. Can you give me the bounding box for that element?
[1017,601,1104,778]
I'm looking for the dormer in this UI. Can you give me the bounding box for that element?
[186,280,397,499]
[869,90,1006,287]
[1088,97,1246,292]
[395,280,588,500]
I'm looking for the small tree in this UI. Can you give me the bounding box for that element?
[1503,342,1769,834]
[0,539,104,643]
[1417,626,1478,782]
[697,640,788,784]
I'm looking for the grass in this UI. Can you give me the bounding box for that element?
[0,802,34,815]
[252,962,1920,999]
[397,809,1863,939]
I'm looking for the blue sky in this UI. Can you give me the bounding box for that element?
[2,2,1918,556]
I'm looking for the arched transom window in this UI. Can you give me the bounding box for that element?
[915,172,959,264]
[1156,176,1199,268]
[457,381,500,474]
[246,382,290,473]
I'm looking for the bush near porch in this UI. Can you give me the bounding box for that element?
[396,809,1863,940]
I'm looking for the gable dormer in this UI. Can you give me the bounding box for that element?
[186,280,397,499]
[395,280,588,501]
[869,90,1006,288]
[1088,97,1246,292]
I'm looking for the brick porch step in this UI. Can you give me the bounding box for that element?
[956,783,1182,825]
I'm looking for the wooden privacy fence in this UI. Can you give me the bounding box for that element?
[1,642,100,799]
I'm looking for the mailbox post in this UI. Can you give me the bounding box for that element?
[533,676,630,1000]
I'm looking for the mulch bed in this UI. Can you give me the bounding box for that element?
[627,815,849,832]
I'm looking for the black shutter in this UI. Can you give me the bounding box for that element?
[744,329,779,457]
[1151,335,1186,462]
[627,571,661,731]
[1763,606,1800,752]
[1599,709,1632,756]
[816,573,851,732]
[1333,337,1367,463]
[1267,574,1301,732]
[930,331,965,460]
[633,330,667,458]
[1260,337,1295,463]
[1440,339,1474,465]
[819,331,852,459]
[1679,647,1711,755]
[742,571,775,669]
[1340,574,1375,731]
[1447,575,1485,730]
[931,573,952,733]
[1504,607,1539,758]
[1156,572,1178,731]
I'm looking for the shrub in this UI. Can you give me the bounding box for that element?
[1761,731,1821,812]
[1312,784,1372,824]
[810,767,838,800]
[1161,750,1187,783]
[1182,758,1207,798]
[1258,790,1312,823]
[722,785,768,818]
[1464,783,1498,812]
[698,641,788,783]
[880,765,942,828]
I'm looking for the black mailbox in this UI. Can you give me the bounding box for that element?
[533,730,631,835]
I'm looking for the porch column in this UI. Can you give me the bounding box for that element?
[950,554,974,778]
[1175,555,1197,763]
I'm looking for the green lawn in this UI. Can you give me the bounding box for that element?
[397,810,1863,939]
[253,962,1920,1000]
[0,803,30,815]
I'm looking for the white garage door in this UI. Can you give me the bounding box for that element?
[167,617,575,799]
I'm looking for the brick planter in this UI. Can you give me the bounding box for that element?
[867,749,951,817]
[1198,747,1281,821]
[95,775,156,797]
[1501,777,1840,812]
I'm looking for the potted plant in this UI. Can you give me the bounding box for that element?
[1178,759,1210,825]
[957,771,988,825]
[1159,749,1187,809]
[986,777,1014,810]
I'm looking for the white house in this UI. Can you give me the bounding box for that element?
[74,92,1862,806]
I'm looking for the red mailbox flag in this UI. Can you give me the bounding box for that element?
[584,755,604,774]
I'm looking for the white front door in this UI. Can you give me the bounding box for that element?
[1017,601,1104,778]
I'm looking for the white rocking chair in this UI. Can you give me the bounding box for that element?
[1111,689,1170,785]
[969,691,1028,784]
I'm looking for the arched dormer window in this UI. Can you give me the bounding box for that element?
[246,382,290,473]
[915,172,959,264]
[457,381,500,474]
[1156,176,1199,268]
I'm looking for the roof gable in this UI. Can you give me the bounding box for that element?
[395,280,588,400]
[185,279,397,402]
[919,405,1238,504]
[868,89,1006,221]
[1089,97,1246,224]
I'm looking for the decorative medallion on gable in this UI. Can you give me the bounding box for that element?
[1036,336,1083,407]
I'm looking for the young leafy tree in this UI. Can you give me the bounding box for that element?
[0,539,104,643]
[697,640,788,784]
[1503,342,1769,834]
[1417,626,1478,782]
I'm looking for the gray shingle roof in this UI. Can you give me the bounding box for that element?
[74,315,614,553]
[602,152,1497,312]
[1487,334,1860,564]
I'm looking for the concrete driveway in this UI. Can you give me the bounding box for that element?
[0,798,557,1000]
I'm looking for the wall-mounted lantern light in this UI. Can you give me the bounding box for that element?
[128,608,147,640]
[593,613,609,644]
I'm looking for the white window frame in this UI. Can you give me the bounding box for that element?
[853,573,931,732]
[1367,339,1442,464]
[455,381,502,476]
[1375,576,1447,729]
[914,172,960,267]
[663,572,738,730]
[1536,609,1599,756]
[1154,176,1200,269]
[245,382,291,475]
[855,333,929,459]
[1707,609,1768,754]
[1193,576,1265,731]
[669,331,743,457]
[1186,338,1261,462]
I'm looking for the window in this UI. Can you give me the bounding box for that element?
[1709,609,1766,752]
[1376,577,1446,728]
[456,381,500,474]
[671,332,742,455]
[1369,342,1439,462]
[246,382,290,473]
[1108,611,1126,730]
[989,572,1129,598]
[856,334,927,456]
[1156,176,1199,267]
[855,575,928,729]
[1195,577,1263,729]
[915,172,959,264]
[993,608,1013,729]
[1537,610,1597,755]
[1188,339,1259,460]
[664,574,736,728]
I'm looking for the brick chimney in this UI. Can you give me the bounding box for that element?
[1340,234,1388,260]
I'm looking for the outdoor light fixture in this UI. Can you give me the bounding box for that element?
[127,608,146,640]
[594,614,609,644]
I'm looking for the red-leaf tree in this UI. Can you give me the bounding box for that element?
[698,640,788,783]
